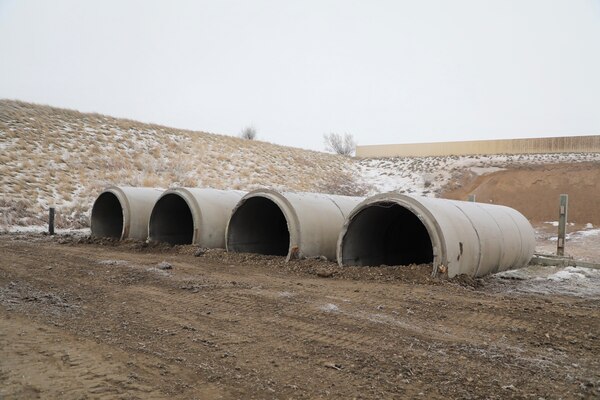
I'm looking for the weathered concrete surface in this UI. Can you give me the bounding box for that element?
[149,188,245,246]
[338,193,535,278]
[227,189,363,261]
[91,186,164,240]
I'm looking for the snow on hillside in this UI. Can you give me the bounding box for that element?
[0,100,362,229]
[355,152,600,197]
[2,100,600,230]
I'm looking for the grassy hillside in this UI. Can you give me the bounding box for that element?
[0,100,364,228]
[2,99,598,230]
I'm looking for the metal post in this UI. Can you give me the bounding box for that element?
[49,207,55,235]
[468,194,476,202]
[557,194,568,256]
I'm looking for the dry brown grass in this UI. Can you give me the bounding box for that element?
[0,99,359,228]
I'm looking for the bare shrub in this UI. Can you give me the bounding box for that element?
[240,125,257,140]
[323,133,356,156]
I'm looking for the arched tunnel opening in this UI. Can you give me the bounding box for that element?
[227,197,290,256]
[341,202,434,266]
[149,193,194,245]
[91,192,124,238]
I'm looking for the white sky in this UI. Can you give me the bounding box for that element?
[0,0,599,151]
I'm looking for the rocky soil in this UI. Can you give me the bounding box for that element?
[1,233,598,399]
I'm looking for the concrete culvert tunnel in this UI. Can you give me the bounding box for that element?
[338,193,536,278]
[227,197,290,256]
[227,189,364,260]
[148,193,194,245]
[91,192,124,239]
[340,202,433,267]
[148,188,245,247]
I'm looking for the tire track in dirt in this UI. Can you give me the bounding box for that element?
[130,283,405,356]
[0,311,226,399]
[2,237,599,399]
[0,240,580,353]
[118,282,426,398]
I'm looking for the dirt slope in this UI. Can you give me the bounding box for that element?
[1,234,598,399]
[442,162,600,224]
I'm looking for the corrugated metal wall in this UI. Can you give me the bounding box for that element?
[355,135,600,157]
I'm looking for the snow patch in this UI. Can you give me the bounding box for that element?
[4,225,90,235]
[319,303,340,312]
[492,265,600,298]
[470,166,506,175]
[97,259,129,266]
[547,267,589,281]
[146,267,171,276]
[354,153,600,198]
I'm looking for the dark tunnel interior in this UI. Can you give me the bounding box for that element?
[91,192,124,238]
[227,197,290,256]
[341,202,434,266]
[149,194,194,245]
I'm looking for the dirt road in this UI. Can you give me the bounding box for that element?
[1,234,598,399]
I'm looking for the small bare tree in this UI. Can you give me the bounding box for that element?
[323,133,356,156]
[240,125,257,140]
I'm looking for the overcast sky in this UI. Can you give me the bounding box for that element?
[0,0,599,151]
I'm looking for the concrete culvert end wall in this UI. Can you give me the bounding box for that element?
[338,193,536,278]
[341,202,433,267]
[90,186,164,240]
[227,189,364,261]
[148,193,194,245]
[91,192,123,239]
[148,188,245,248]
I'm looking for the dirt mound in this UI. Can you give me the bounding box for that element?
[43,233,441,284]
[442,162,600,224]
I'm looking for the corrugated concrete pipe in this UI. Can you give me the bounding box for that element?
[91,186,164,240]
[337,193,535,278]
[226,189,364,261]
[149,188,245,246]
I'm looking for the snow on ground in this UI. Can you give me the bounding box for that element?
[469,166,506,175]
[3,226,90,235]
[567,228,600,240]
[490,265,600,298]
[319,303,340,313]
[539,225,600,242]
[354,152,600,197]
